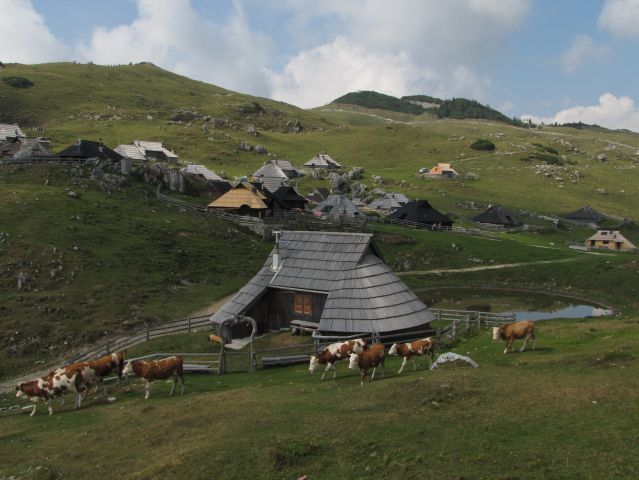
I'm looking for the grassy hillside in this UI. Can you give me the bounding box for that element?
[333,91,426,115]
[1,316,638,479]
[2,63,639,222]
[0,164,271,377]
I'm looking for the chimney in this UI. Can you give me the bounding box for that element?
[271,231,281,271]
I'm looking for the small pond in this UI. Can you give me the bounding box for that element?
[417,288,613,321]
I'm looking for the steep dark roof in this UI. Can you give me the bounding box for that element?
[472,205,522,226]
[565,206,604,223]
[269,186,308,209]
[57,140,122,161]
[387,200,453,225]
[210,231,433,334]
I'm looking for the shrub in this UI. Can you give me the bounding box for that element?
[469,139,495,151]
[2,76,33,88]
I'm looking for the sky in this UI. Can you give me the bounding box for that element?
[2,0,639,131]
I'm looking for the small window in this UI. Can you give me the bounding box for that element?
[294,294,312,315]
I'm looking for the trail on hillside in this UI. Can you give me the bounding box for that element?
[397,257,577,276]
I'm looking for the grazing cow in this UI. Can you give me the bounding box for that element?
[348,343,385,387]
[122,355,184,399]
[15,366,87,416]
[388,337,437,374]
[309,339,367,381]
[492,320,536,354]
[82,351,127,394]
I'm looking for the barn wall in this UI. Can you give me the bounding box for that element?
[246,289,327,333]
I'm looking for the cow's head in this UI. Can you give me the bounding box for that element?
[492,327,503,341]
[348,353,359,370]
[353,339,367,354]
[388,343,398,356]
[15,384,26,399]
[122,361,134,377]
[308,355,319,374]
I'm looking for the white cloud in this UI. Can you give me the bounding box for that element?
[599,0,639,39]
[76,0,274,95]
[0,0,70,62]
[557,35,610,74]
[522,93,639,132]
[267,0,528,106]
[268,37,491,108]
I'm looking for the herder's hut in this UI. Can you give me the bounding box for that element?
[181,164,231,199]
[306,187,331,205]
[424,163,459,179]
[0,137,52,159]
[207,182,268,217]
[251,162,288,193]
[387,200,453,229]
[0,124,25,142]
[268,158,302,178]
[585,230,636,252]
[313,194,362,217]
[304,153,342,169]
[57,140,123,162]
[267,186,308,212]
[210,231,434,335]
[473,205,522,227]
[565,206,604,224]
[366,193,410,213]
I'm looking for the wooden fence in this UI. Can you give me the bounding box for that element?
[1,157,85,165]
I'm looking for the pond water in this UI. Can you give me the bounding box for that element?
[418,288,613,321]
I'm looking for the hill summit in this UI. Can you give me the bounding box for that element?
[332,90,521,126]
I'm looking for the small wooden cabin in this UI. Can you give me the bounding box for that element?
[207,182,268,217]
[387,200,453,228]
[565,206,604,224]
[424,163,459,179]
[210,231,434,336]
[304,153,342,169]
[585,230,636,252]
[57,140,123,162]
[473,205,522,227]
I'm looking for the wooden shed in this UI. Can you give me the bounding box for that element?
[585,230,636,252]
[210,231,434,335]
[304,153,342,169]
[387,200,453,228]
[473,205,522,227]
[57,140,122,162]
[207,182,268,217]
[565,206,604,224]
[424,163,459,179]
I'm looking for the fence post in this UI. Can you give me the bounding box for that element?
[219,343,225,375]
[477,312,481,330]
[437,309,441,321]
[106,337,111,355]
[452,320,457,339]
[145,321,150,341]
[187,316,191,334]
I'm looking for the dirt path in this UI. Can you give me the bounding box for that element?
[188,293,235,318]
[397,257,577,276]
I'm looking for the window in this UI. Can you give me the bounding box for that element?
[294,294,312,315]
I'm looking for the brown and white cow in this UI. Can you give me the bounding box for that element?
[309,339,367,381]
[348,343,385,387]
[492,320,536,354]
[77,351,127,395]
[122,355,184,399]
[388,337,437,374]
[15,366,87,416]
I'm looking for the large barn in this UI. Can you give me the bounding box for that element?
[210,231,434,336]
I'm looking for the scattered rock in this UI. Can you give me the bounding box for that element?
[67,191,79,199]
[239,141,252,152]
[255,144,268,154]
[17,272,28,290]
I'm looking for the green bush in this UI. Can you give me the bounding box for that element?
[2,76,33,88]
[524,152,563,165]
[469,138,496,151]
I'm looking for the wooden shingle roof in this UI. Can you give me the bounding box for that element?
[210,231,433,334]
[207,182,268,209]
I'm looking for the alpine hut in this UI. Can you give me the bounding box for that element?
[207,182,268,217]
[424,163,459,179]
[585,230,636,252]
[387,200,453,229]
[210,231,434,335]
[0,124,25,142]
[366,193,410,213]
[313,194,362,217]
[306,187,331,205]
[0,137,52,159]
[267,186,308,212]
[267,158,302,178]
[251,162,288,193]
[304,153,342,170]
[565,206,604,224]
[57,140,123,162]
[181,165,231,199]
[472,205,522,227]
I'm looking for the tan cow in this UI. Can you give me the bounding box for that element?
[122,355,185,399]
[388,337,437,374]
[492,320,536,354]
[309,339,367,381]
[348,343,385,386]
